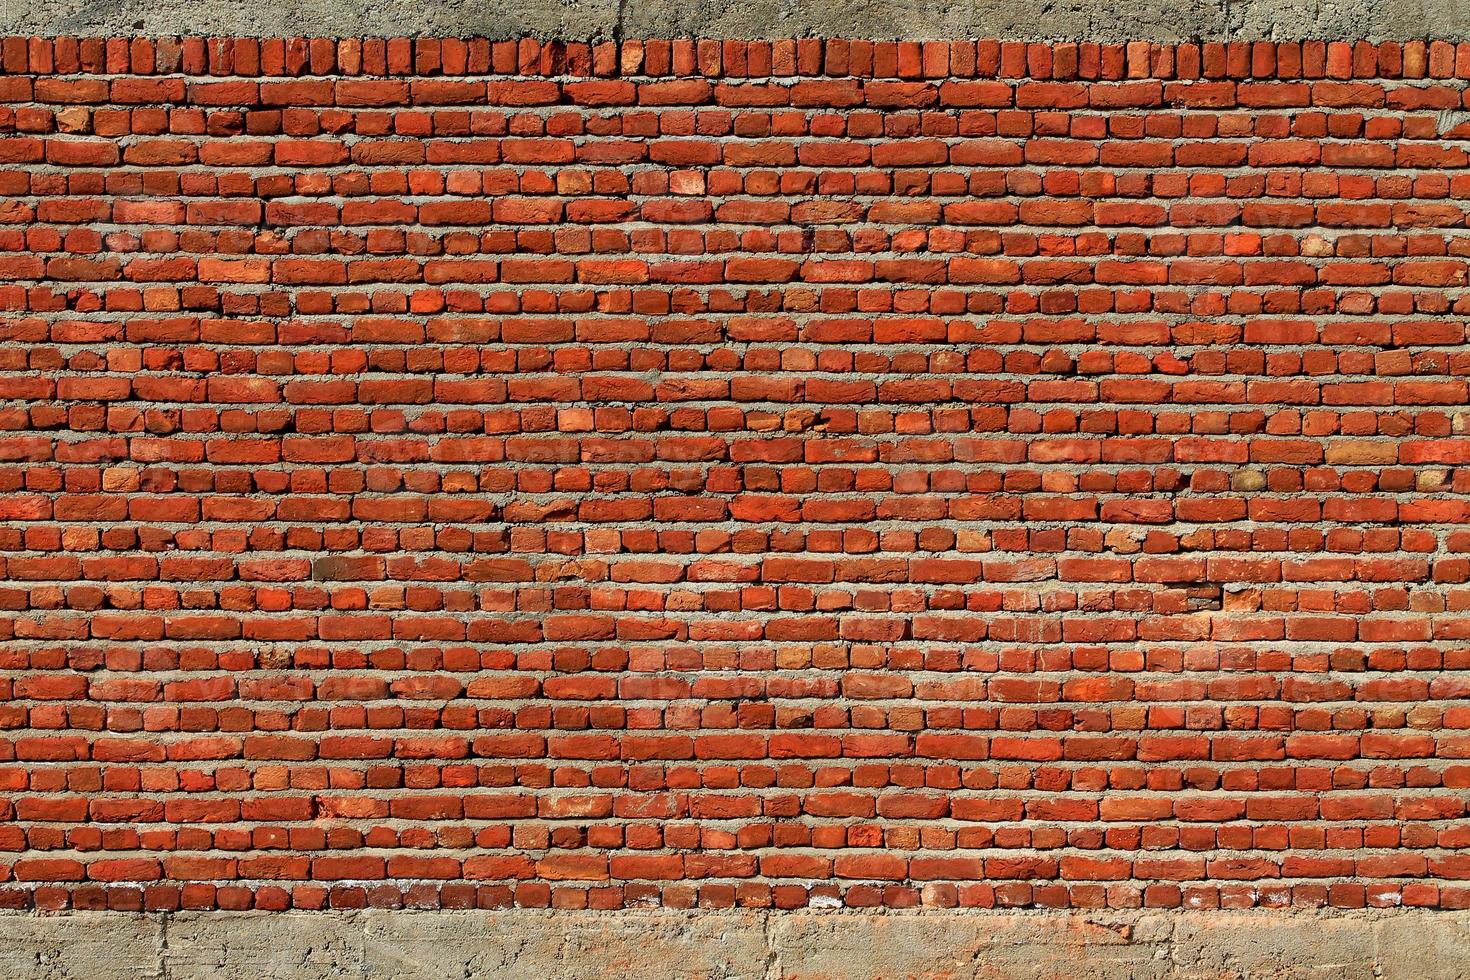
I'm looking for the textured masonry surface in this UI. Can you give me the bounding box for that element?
[5,909,1470,979]
[12,0,1470,43]
[1,36,1470,928]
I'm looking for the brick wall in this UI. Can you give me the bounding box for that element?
[1,35,1469,916]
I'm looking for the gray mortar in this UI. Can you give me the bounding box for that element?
[0,909,1467,979]
[6,0,1470,39]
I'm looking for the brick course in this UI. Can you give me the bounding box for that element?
[1,35,1469,914]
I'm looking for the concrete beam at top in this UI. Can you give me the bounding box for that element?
[5,0,1470,41]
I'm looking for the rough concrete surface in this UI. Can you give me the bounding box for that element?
[6,0,1470,39]
[0,910,1467,979]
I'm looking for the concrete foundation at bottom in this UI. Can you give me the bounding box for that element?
[0,909,1465,979]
